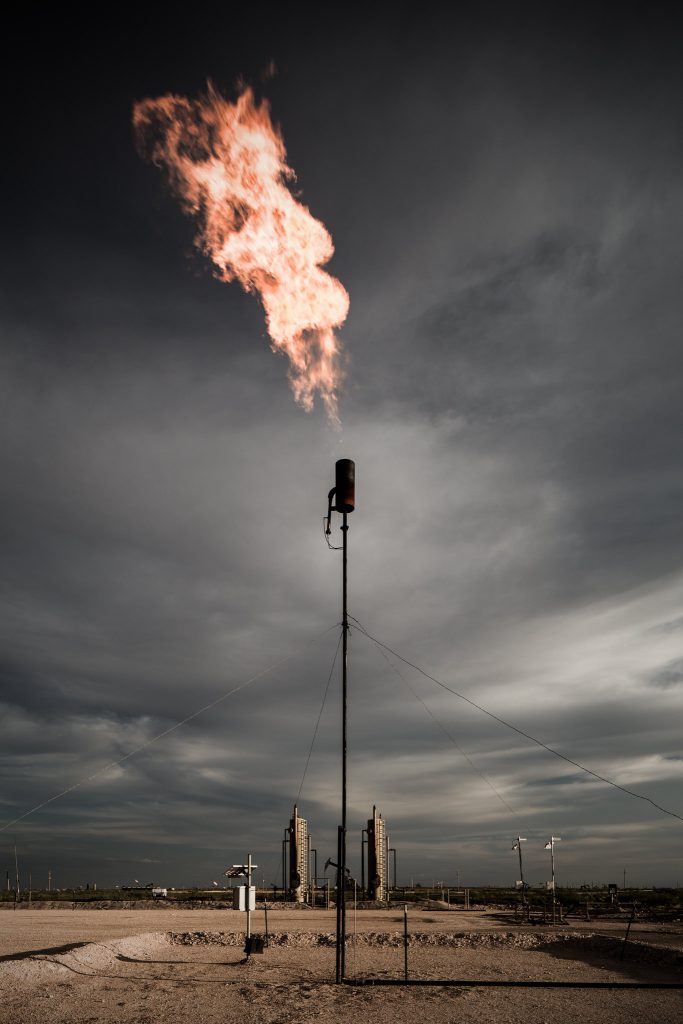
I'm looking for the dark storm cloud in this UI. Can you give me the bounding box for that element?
[2,9,683,886]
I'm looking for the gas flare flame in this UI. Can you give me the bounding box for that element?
[133,84,349,424]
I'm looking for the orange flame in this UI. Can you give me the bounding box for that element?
[133,85,349,424]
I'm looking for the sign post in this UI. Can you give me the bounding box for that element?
[225,856,259,955]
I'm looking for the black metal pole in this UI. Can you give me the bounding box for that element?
[403,904,409,980]
[340,511,348,979]
[361,829,367,899]
[620,900,637,961]
[328,461,354,984]
[335,826,343,982]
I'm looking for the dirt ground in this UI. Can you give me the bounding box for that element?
[1,908,682,1023]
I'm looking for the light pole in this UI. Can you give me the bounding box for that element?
[325,459,355,984]
[544,836,561,924]
[512,837,527,914]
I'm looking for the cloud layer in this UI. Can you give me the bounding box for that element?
[2,11,683,889]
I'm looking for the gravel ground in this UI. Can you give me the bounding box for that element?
[1,909,682,1023]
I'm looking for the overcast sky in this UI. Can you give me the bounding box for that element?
[2,8,683,891]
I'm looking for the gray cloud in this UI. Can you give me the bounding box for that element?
[2,12,683,889]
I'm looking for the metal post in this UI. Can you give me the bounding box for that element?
[390,848,397,892]
[326,460,354,984]
[514,837,527,916]
[548,839,557,929]
[361,829,367,898]
[356,880,360,974]
[335,826,343,982]
[340,509,348,980]
[403,904,409,980]
[282,828,290,896]
[307,832,312,903]
[311,849,317,907]
[282,836,286,892]
[246,854,253,943]
[545,837,561,925]
[620,901,637,961]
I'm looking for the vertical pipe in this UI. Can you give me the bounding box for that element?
[307,832,312,903]
[248,856,253,942]
[340,510,348,980]
[335,826,343,982]
[361,830,367,898]
[622,901,638,954]
[517,839,527,918]
[551,842,556,925]
[282,837,286,892]
[403,904,409,981]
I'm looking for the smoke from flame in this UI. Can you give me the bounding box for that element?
[133,85,349,424]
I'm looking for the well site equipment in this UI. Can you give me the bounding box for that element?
[324,458,355,983]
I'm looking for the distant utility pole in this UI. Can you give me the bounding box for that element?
[544,837,561,925]
[14,843,19,900]
[48,869,52,892]
[512,837,527,909]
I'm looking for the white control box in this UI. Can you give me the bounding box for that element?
[233,885,256,911]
